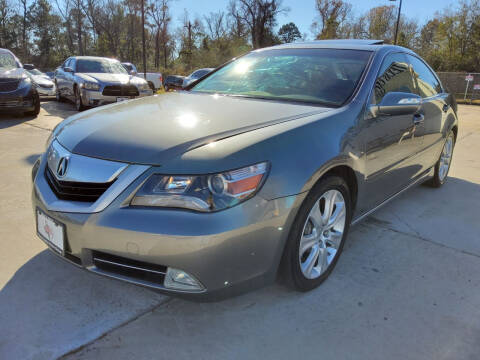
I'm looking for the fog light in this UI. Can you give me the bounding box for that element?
[164,267,204,291]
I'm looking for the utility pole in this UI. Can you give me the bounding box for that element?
[390,0,403,45]
[141,0,147,79]
[184,21,192,71]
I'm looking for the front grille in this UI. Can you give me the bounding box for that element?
[0,79,20,92]
[102,85,139,97]
[45,166,113,202]
[0,99,20,107]
[92,251,167,285]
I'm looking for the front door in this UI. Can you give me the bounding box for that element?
[363,52,424,210]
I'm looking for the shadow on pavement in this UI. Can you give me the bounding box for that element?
[0,250,165,360]
[24,154,42,165]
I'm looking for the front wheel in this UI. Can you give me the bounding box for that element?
[74,86,86,111]
[282,176,352,291]
[425,131,455,188]
[25,92,40,117]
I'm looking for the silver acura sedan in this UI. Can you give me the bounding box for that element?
[32,40,458,300]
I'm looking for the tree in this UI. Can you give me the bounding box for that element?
[229,0,288,48]
[278,22,301,43]
[312,0,351,39]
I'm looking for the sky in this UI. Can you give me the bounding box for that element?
[170,0,456,39]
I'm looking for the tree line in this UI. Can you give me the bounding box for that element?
[0,0,478,75]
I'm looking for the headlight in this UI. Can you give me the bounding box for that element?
[137,82,150,91]
[18,76,31,89]
[81,81,100,90]
[131,162,269,212]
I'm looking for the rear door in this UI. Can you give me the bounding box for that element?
[363,52,423,209]
[405,54,447,168]
[65,58,76,99]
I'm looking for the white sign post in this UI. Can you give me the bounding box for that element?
[464,74,474,100]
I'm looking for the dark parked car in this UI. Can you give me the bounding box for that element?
[183,68,215,87]
[32,40,457,300]
[163,75,185,91]
[0,48,40,117]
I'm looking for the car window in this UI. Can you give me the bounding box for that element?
[192,70,209,79]
[372,52,416,105]
[123,64,133,72]
[406,54,442,98]
[76,59,128,74]
[192,48,372,106]
[0,52,17,70]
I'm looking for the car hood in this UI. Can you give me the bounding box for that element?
[0,67,24,79]
[32,74,53,86]
[55,92,332,165]
[79,73,144,84]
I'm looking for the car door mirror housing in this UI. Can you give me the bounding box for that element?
[64,67,74,73]
[375,92,422,116]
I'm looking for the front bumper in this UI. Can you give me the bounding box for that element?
[80,88,153,107]
[0,85,36,113]
[37,85,56,97]
[32,153,304,300]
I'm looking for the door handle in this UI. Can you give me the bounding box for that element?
[442,103,450,113]
[413,113,424,125]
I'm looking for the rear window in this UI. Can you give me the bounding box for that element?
[192,48,372,106]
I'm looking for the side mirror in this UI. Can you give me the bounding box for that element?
[374,92,422,116]
[23,64,35,70]
[130,70,137,76]
[64,67,74,73]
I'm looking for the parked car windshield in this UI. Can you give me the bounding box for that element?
[76,59,128,74]
[0,52,17,70]
[192,48,372,106]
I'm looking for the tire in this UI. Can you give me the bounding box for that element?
[425,131,455,188]
[74,86,86,111]
[25,92,40,117]
[148,81,155,91]
[55,83,64,102]
[282,176,352,292]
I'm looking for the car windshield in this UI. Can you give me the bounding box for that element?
[28,69,43,76]
[0,52,17,70]
[192,48,372,106]
[76,59,128,74]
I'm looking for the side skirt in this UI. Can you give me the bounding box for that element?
[351,166,434,226]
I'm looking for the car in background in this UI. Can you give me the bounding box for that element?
[55,56,153,111]
[163,75,185,91]
[45,71,54,79]
[182,68,215,87]
[24,65,56,97]
[0,48,40,117]
[31,40,458,299]
[121,62,163,91]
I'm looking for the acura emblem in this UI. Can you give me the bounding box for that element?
[56,156,69,178]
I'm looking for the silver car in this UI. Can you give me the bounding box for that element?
[26,68,56,97]
[32,40,458,300]
[54,56,153,111]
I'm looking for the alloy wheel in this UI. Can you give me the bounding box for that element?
[439,134,454,182]
[299,189,346,279]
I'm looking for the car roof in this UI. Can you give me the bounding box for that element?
[260,39,408,53]
[0,48,14,55]
[72,56,120,61]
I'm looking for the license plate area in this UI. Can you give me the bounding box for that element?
[36,208,65,255]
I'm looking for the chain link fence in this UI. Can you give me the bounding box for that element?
[438,72,480,103]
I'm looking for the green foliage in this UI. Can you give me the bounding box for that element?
[278,22,301,43]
